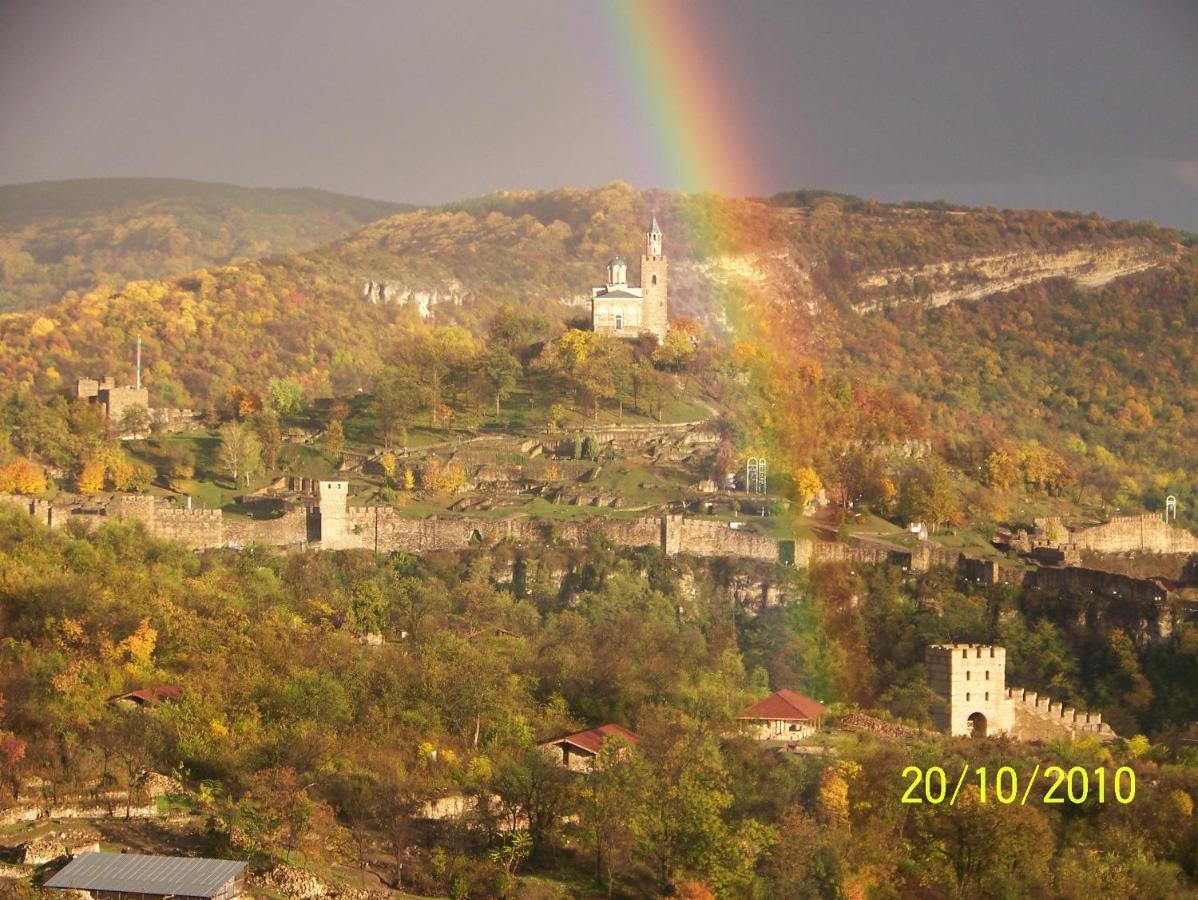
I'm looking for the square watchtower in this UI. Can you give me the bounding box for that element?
[926,644,1013,737]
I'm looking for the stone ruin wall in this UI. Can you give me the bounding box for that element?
[1071,515,1198,554]
[0,488,783,562]
[146,507,224,550]
[1039,514,1198,555]
[667,516,780,561]
[223,508,310,549]
[331,508,777,561]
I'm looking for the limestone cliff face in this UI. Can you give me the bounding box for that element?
[360,278,467,317]
[854,239,1176,312]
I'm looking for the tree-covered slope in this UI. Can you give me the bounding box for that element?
[0,178,411,312]
[0,181,1192,513]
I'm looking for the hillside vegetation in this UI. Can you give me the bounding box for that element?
[2,513,1198,896]
[0,178,410,312]
[0,182,1194,524]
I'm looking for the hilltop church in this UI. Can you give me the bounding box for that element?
[590,217,668,342]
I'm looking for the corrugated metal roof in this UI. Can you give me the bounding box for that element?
[45,852,246,897]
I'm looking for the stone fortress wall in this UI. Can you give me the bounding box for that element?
[0,482,780,562]
[1037,513,1198,555]
[1,486,1192,634]
[927,643,1114,742]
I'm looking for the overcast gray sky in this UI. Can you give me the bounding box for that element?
[1,0,1196,229]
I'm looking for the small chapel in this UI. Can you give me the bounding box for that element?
[590,217,668,342]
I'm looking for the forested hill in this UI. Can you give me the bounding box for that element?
[0,181,1193,497]
[0,178,412,313]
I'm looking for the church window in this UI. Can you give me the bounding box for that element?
[652,274,657,285]
[614,314,623,330]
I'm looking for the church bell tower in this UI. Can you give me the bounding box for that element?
[641,215,668,341]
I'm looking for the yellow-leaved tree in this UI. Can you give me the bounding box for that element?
[793,466,824,508]
[77,461,106,494]
[380,450,397,482]
[118,618,158,673]
[0,459,47,495]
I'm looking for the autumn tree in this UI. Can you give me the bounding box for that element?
[633,711,774,893]
[420,457,466,494]
[77,460,106,494]
[224,387,262,420]
[492,746,574,862]
[217,420,262,487]
[117,404,151,439]
[793,466,824,508]
[325,419,344,460]
[896,457,959,531]
[399,327,477,427]
[0,458,47,495]
[379,450,397,483]
[251,409,282,471]
[372,364,427,448]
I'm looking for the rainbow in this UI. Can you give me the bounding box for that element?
[594,0,763,198]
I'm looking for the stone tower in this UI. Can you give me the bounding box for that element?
[317,480,350,549]
[926,644,1014,737]
[640,215,668,341]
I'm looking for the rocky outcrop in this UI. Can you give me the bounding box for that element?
[18,832,99,866]
[360,278,466,317]
[257,863,378,900]
[856,240,1175,312]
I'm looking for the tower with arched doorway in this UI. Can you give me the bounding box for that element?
[926,644,1014,737]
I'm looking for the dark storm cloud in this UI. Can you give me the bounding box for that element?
[1,0,1195,228]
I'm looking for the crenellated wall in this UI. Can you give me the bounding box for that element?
[1037,513,1198,555]
[1071,515,1198,554]
[1005,686,1114,741]
[926,643,1116,742]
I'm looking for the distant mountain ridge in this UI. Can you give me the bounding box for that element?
[0,177,413,312]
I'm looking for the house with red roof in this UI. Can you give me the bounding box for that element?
[538,723,640,772]
[737,690,826,741]
[109,685,184,708]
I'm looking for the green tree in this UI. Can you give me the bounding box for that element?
[479,344,521,417]
[578,737,650,894]
[493,746,574,861]
[897,457,959,531]
[266,377,306,418]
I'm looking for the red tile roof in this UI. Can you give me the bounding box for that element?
[110,685,184,705]
[544,723,640,755]
[737,689,825,721]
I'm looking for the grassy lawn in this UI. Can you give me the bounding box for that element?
[842,512,906,536]
[588,460,692,504]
